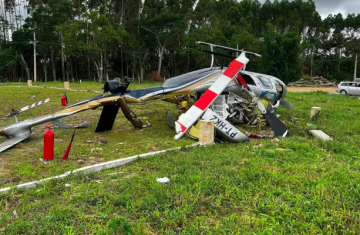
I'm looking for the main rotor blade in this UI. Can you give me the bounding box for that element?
[0,134,31,153]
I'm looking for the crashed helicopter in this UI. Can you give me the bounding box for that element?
[0,42,293,153]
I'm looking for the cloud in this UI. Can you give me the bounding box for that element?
[256,0,360,19]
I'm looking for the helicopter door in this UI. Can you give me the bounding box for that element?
[241,73,262,97]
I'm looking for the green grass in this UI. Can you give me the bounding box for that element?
[0,81,190,186]
[1,84,360,234]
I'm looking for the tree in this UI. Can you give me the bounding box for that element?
[58,11,126,83]
[261,24,301,83]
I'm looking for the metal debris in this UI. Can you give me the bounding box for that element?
[156,177,170,183]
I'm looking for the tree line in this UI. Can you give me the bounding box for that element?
[0,0,359,84]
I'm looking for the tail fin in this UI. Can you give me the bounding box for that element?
[95,105,120,133]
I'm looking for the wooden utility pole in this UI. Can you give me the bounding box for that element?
[33,31,37,82]
[355,53,358,81]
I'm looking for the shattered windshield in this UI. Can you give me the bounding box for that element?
[257,76,273,89]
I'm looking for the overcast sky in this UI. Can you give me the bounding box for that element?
[257,0,360,19]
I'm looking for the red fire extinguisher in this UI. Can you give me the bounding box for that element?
[61,93,68,106]
[43,126,54,160]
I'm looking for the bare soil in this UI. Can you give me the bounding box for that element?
[287,86,336,93]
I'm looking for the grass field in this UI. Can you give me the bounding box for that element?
[1,82,360,234]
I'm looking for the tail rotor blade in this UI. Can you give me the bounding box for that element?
[18,98,50,114]
[5,99,51,117]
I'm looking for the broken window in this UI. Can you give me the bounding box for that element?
[257,75,273,89]
[241,73,256,86]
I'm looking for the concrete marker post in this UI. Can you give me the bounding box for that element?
[64,82,70,90]
[27,80,33,87]
[310,107,321,120]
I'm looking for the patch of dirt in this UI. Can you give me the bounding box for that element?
[124,173,136,179]
[0,157,11,176]
[287,87,336,93]
[263,165,281,173]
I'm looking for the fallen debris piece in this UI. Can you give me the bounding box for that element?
[157,177,170,183]
[247,132,266,139]
[98,141,108,145]
[91,148,103,153]
[12,210,18,219]
[309,130,333,141]
[253,144,264,150]
[39,158,51,165]
[307,123,317,128]
[65,183,71,188]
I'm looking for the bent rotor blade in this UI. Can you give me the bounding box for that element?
[95,105,120,133]
[0,134,31,153]
[264,112,290,137]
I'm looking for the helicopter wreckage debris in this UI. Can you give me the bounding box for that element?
[0,42,293,154]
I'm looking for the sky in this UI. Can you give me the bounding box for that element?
[257,0,360,19]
